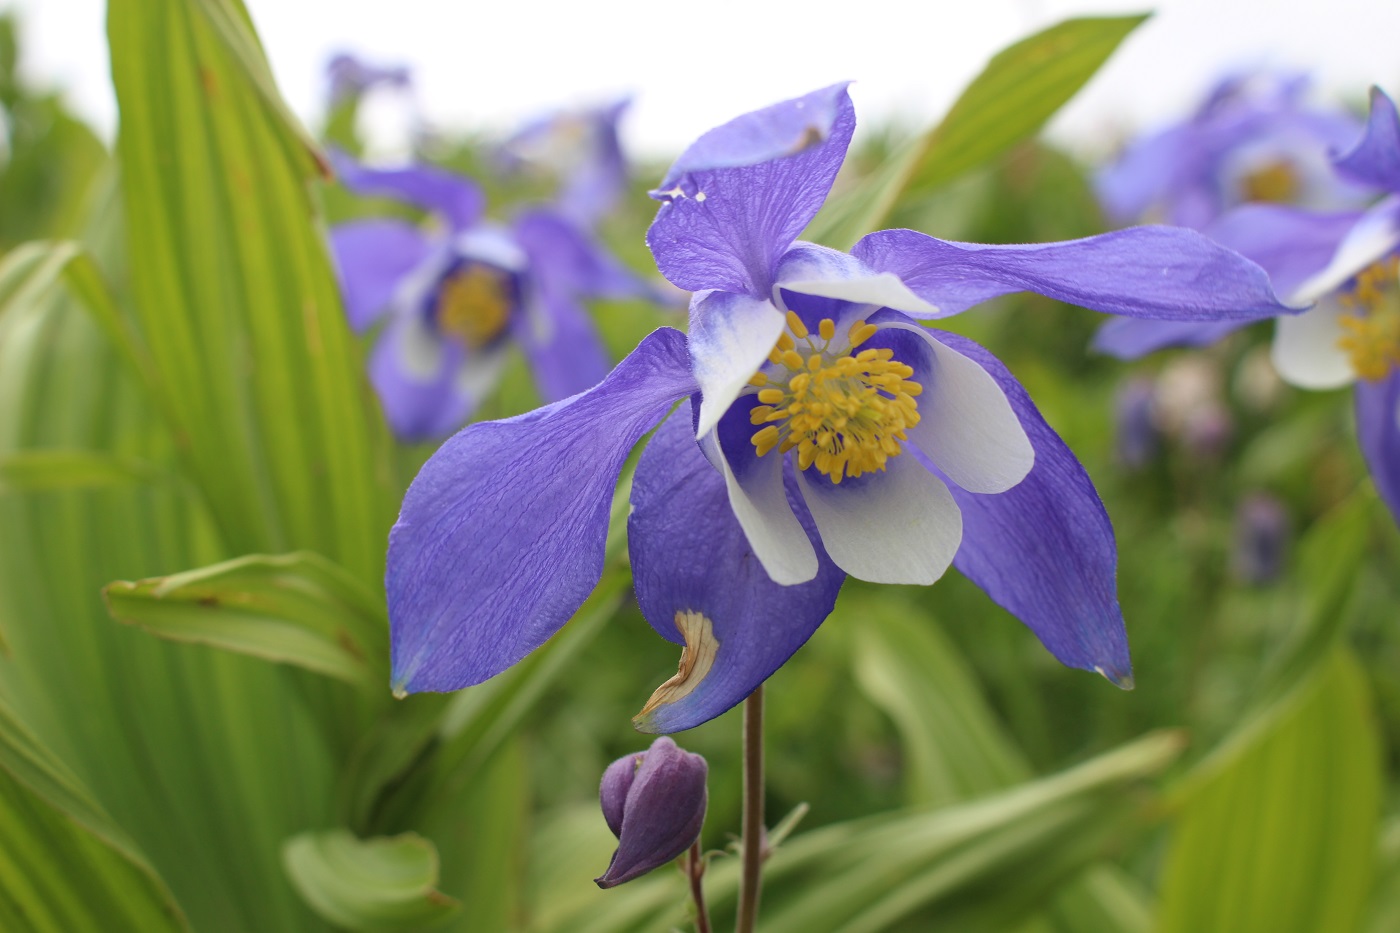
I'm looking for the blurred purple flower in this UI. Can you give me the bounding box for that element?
[1234,492,1291,584]
[500,99,631,228]
[595,737,708,888]
[329,151,650,440]
[325,53,411,108]
[1098,70,1370,230]
[1114,377,1162,469]
[1097,88,1400,527]
[385,85,1291,732]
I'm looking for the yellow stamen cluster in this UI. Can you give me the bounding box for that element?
[435,264,512,350]
[748,312,922,484]
[1240,160,1301,204]
[1337,255,1400,381]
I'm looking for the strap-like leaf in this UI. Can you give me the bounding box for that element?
[282,830,459,931]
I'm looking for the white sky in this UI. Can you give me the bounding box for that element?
[6,0,1400,162]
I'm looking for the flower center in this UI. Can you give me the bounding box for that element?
[1336,255,1400,381]
[748,312,922,484]
[435,264,512,350]
[1240,160,1300,204]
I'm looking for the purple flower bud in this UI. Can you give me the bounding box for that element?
[595,736,708,889]
[1114,377,1161,469]
[325,53,411,107]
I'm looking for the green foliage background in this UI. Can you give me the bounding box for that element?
[0,4,1396,931]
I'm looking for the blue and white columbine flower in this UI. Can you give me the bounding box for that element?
[386,85,1289,733]
[499,98,632,230]
[329,151,648,440]
[1097,88,1400,527]
[1098,69,1369,230]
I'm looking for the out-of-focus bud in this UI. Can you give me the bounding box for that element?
[325,53,411,107]
[1114,377,1162,469]
[595,736,708,889]
[1233,492,1291,584]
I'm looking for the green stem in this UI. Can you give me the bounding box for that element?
[736,686,765,933]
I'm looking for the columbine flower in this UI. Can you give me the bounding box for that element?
[1096,88,1400,525]
[325,52,411,108]
[595,737,708,888]
[1098,69,1370,230]
[386,85,1288,733]
[329,151,648,440]
[499,99,631,229]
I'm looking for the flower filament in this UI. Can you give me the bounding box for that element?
[435,263,513,350]
[748,312,922,484]
[1337,255,1400,381]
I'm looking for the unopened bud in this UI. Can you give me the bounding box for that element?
[594,736,708,888]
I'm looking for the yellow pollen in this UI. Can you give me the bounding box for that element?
[748,316,922,484]
[1336,256,1400,382]
[1240,160,1301,204]
[435,265,512,350]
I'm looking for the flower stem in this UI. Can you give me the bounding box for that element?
[736,685,765,933]
[685,841,711,933]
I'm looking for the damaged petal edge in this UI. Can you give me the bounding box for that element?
[634,611,720,724]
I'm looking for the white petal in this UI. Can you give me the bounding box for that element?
[881,322,1034,493]
[396,315,446,381]
[775,244,940,317]
[794,454,962,585]
[1289,199,1400,303]
[700,432,819,586]
[690,291,787,438]
[1271,298,1356,389]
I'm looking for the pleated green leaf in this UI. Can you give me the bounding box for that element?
[1157,650,1381,933]
[810,14,1148,247]
[283,830,460,931]
[108,0,396,579]
[103,552,388,690]
[0,697,188,932]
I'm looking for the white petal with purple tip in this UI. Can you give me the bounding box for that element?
[703,432,819,585]
[882,322,1035,494]
[794,455,962,585]
[1271,298,1355,389]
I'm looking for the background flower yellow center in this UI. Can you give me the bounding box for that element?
[748,314,922,484]
[1240,160,1300,204]
[436,265,512,350]
[1337,256,1400,381]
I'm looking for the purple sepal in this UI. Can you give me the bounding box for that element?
[329,219,433,331]
[1096,126,1190,224]
[628,405,845,733]
[514,208,649,299]
[1333,88,1400,194]
[1204,204,1365,295]
[388,328,698,693]
[369,318,474,441]
[515,290,611,404]
[1092,317,1252,360]
[647,84,855,296]
[595,737,708,888]
[1355,371,1400,528]
[852,227,1291,321]
[929,332,1133,685]
[330,149,486,232]
[326,52,410,105]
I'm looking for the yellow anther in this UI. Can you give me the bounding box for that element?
[749,372,768,387]
[785,311,809,339]
[745,322,922,481]
[435,264,513,350]
[777,333,796,352]
[757,388,786,405]
[1240,160,1300,204]
[849,321,878,347]
[1336,256,1400,382]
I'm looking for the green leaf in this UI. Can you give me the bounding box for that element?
[283,830,459,931]
[0,449,164,495]
[1157,650,1381,933]
[103,552,388,690]
[810,14,1148,247]
[109,0,397,579]
[0,696,188,931]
